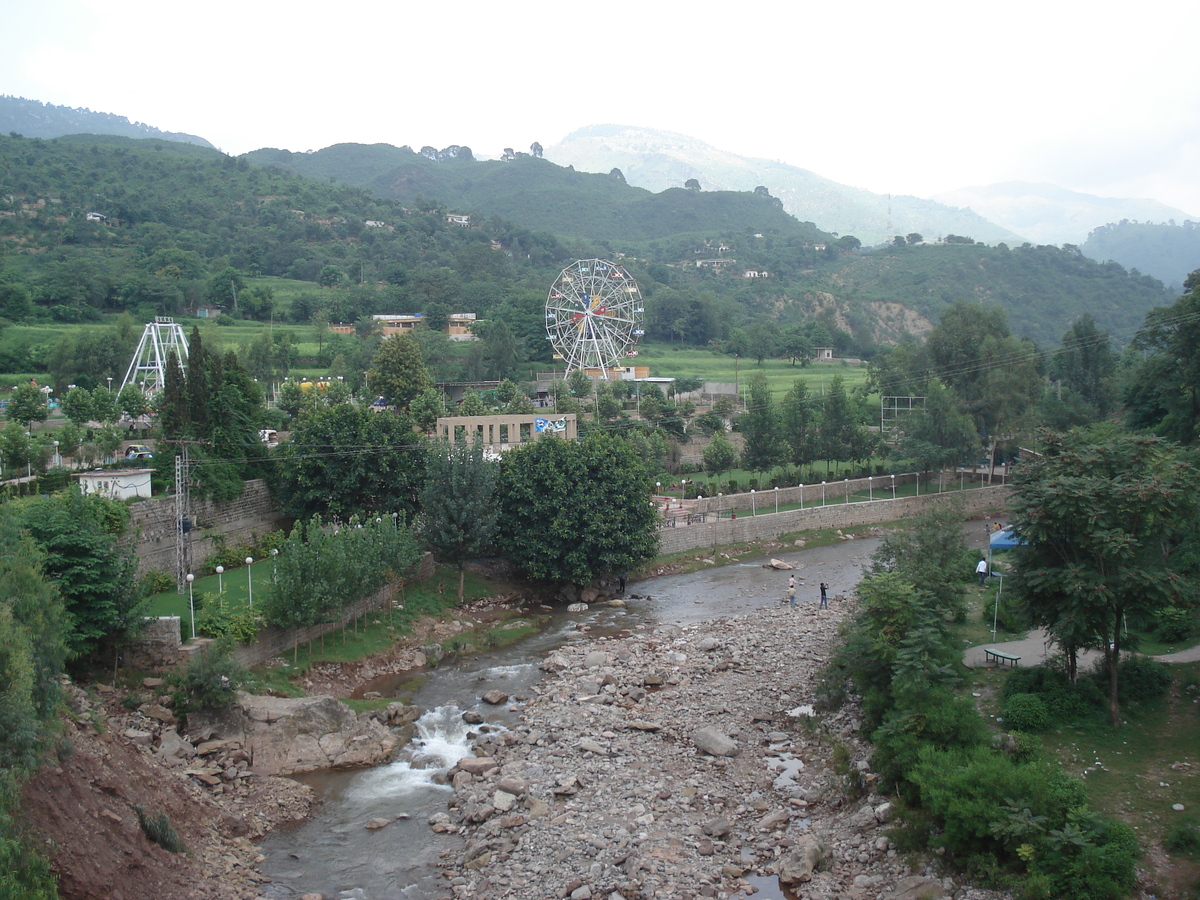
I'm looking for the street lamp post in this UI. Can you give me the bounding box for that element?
[272,548,279,583]
[25,432,31,479]
[717,492,723,522]
[106,376,112,392]
[774,485,779,514]
[216,565,224,594]
[186,573,195,640]
[845,477,850,504]
[53,440,59,468]
[890,474,896,501]
[245,557,254,608]
[821,481,826,506]
[868,476,873,501]
[750,489,756,516]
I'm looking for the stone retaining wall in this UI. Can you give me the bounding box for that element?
[129,479,293,577]
[658,484,1010,555]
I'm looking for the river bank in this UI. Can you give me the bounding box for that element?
[427,596,1011,900]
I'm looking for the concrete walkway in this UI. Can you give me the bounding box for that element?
[965,628,1200,669]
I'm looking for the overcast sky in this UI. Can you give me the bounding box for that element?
[5,0,1199,214]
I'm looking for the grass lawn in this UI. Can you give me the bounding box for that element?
[637,345,870,400]
[147,562,512,668]
[950,583,1200,897]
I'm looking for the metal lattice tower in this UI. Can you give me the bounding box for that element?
[122,317,189,397]
[175,449,192,593]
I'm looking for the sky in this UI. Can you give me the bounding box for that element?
[5,0,1199,215]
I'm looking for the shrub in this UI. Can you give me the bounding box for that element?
[132,804,186,853]
[1165,820,1200,855]
[141,570,175,595]
[871,689,989,795]
[194,593,259,644]
[1155,606,1197,643]
[1001,664,1104,723]
[167,644,246,712]
[1098,655,1171,703]
[1001,694,1050,733]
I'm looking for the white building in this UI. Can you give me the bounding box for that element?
[73,468,154,501]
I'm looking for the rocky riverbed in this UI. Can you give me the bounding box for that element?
[430,598,1011,900]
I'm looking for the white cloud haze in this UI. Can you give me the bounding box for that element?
[4,0,1198,214]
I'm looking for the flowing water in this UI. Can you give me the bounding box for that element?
[259,539,881,899]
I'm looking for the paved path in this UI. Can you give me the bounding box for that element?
[964,627,1200,669]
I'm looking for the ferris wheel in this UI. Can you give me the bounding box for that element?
[545,259,644,375]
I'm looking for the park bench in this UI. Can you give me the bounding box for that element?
[984,648,1021,667]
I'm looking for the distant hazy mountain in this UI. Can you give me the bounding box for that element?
[545,125,1025,247]
[0,95,214,149]
[932,181,1196,247]
[1082,220,1200,292]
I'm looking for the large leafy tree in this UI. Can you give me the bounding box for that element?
[900,380,980,487]
[16,490,143,661]
[419,438,499,599]
[0,509,68,769]
[6,381,47,429]
[1009,427,1197,723]
[816,375,876,474]
[276,403,426,520]
[495,432,659,585]
[1051,313,1116,418]
[1124,271,1200,444]
[780,378,817,469]
[367,334,432,410]
[739,371,782,474]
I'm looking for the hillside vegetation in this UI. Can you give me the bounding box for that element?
[1083,220,1200,291]
[0,133,1179,385]
[1,95,214,148]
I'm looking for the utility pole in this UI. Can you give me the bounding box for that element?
[175,447,193,593]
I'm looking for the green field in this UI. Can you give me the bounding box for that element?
[638,345,869,400]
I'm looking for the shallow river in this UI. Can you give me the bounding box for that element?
[259,539,882,899]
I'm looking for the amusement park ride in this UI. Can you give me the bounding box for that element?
[545,259,644,377]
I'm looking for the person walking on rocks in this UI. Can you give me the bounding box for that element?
[819,582,828,609]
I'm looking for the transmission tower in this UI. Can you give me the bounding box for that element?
[175,448,193,593]
[122,317,189,397]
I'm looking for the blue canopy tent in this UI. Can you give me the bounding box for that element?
[987,527,1024,637]
[989,528,1022,550]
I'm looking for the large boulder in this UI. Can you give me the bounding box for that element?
[778,835,828,885]
[693,725,738,757]
[189,692,398,776]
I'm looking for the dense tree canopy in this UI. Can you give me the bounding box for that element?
[275,403,426,520]
[495,432,659,585]
[1009,427,1198,723]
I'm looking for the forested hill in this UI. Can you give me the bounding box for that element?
[245,144,830,246]
[0,95,215,148]
[1082,220,1200,292]
[0,132,1179,367]
[809,240,1172,345]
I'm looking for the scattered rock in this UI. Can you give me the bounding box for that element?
[482,690,508,705]
[693,725,738,757]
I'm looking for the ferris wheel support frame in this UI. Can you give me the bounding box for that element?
[121,317,190,397]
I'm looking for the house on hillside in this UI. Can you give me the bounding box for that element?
[445,214,470,228]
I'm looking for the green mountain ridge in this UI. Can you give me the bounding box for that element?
[0,95,215,149]
[0,133,1178,379]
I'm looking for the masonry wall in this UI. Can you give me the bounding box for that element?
[658,484,1011,555]
[129,479,293,577]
